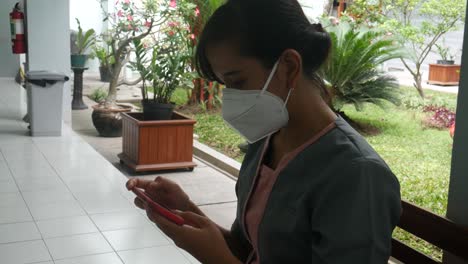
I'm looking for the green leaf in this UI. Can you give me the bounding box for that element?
[321,19,402,111]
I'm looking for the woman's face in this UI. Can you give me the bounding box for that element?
[206,42,291,101]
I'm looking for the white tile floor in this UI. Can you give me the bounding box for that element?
[0,78,199,263]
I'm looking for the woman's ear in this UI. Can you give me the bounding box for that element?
[279,49,302,90]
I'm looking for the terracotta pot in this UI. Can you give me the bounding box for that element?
[92,104,132,137]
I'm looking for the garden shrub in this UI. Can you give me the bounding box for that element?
[422,105,456,129]
[320,20,403,112]
[89,88,108,103]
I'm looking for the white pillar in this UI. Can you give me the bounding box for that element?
[444,4,468,264]
[25,0,72,125]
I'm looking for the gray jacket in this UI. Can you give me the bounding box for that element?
[231,116,401,263]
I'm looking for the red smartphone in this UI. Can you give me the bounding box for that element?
[131,187,185,226]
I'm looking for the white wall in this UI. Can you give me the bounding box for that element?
[26,0,72,125]
[0,0,21,77]
[70,0,108,72]
[299,0,327,22]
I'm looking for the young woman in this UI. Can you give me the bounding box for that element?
[126,0,402,263]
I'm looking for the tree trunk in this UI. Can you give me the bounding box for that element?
[338,0,346,18]
[189,78,202,105]
[414,73,425,98]
[323,0,334,16]
[217,83,222,98]
[200,79,205,103]
[119,76,142,87]
[400,58,426,99]
[207,82,213,110]
[105,60,123,107]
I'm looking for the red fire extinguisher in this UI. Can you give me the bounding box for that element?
[10,3,26,54]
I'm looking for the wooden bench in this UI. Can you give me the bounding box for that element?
[391,200,468,263]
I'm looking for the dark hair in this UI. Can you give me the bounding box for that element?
[195,0,332,86]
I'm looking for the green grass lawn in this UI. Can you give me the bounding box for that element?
[347,87,457,260]
[173,86,458,260]
[171,88,246,161]
[342,103,454,217]
[341,99,454,261]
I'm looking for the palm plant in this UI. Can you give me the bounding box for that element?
[71,18,96,67]
[130,38,150,101]
[321,20,403,111]
[74,19,96,55]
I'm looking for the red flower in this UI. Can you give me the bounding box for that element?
[169,31,175,36]
[124,0,131,4]
[195,7,200,17]
[127,15,133,21]
[144,21,152,27]
[450,122,456,138]
[117,10,124,17]
[190,34,195,40]
[169,0,176,8]
[127,24,133,30]
[168,21,178,27]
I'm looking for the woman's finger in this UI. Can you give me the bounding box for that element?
[177,211,209,228]
[145,204,179,236]
[146,181,165,195]
[154,176,164,182]
[134,197,145,210]
[126,178,152,190]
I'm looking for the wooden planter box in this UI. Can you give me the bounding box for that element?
[118,112,197,172]
[428,64,461,86]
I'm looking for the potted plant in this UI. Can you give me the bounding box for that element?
[434,43,456,65]
[91,42,114,82]
[119,12,198,172]
[71,18,96,68]
[428,41,461,86]
[91,0,169,137]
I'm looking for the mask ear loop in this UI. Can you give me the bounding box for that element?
[260,60,280,96]
[282,87,294,113]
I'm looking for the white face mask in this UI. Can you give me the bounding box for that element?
[222,60,293,144]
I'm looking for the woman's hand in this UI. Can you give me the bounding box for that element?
[144,204,241,264]
[126,177,192,212]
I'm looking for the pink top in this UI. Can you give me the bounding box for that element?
[244,121,337,264]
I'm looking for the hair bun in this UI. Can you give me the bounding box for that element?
[311,23,325,33]
[300,23,331,72]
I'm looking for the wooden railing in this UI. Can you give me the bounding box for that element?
[391,201,468,263]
